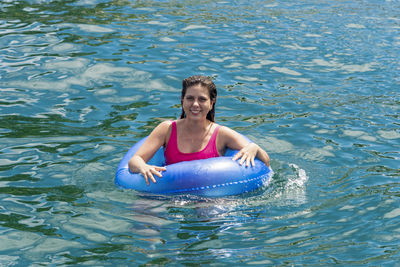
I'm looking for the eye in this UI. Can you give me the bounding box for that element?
[185,96,194,101]
[199,97,208,102]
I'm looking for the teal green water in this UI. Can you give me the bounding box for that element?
[1,0,399,265]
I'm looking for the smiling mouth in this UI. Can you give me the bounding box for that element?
[190,110,201,115]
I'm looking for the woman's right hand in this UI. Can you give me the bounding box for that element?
[127,120,171,185]
[128,155,166,185]
[137,164,166,185]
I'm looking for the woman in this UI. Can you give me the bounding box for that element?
[129,75,270,185]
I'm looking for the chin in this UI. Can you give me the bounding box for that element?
[187,114,206,120]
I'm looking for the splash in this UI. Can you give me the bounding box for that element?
[287,163,308,188]
[259,163,309,207]
[283,163,309,204]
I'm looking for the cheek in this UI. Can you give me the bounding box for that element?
[182,100,190,110]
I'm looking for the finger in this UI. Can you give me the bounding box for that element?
[148,172,157,184]
[151,168,163,178]
[155,166,167,172]
[239,155,246,165]
[232,152,240,161]
[251,157,255,167]
[143,173,150,185]
[246,156,251,167]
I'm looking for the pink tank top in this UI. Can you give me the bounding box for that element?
[164,121,220,165]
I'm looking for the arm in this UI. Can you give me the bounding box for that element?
[128,121,171,185]
[218,126,270,167]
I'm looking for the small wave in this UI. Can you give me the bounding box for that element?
[287,163,308,188]
[282,163,308,205]
[255,162,309,206]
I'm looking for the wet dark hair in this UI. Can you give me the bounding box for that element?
[180,75,217,122]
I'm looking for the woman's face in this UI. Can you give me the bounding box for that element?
[182,84,214,121]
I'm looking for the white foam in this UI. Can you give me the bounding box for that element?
[287,163,308,188]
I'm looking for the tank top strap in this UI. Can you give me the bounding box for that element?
[167,120,178,151]
[207,124,220,147]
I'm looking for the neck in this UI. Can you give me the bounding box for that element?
[182,118,211,133]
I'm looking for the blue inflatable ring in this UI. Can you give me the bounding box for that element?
[115,136,273,197]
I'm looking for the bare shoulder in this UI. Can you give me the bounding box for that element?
[217,125,249,150]
[137,120,173,153]
[217,125,237,145]
[157,120,173,130]
[152,120,172,137]
[218,125,238,139]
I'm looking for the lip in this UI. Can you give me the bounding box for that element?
[190,109,201,114]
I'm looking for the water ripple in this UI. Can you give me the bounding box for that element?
[0,0,399,265]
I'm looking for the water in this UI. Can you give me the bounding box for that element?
[1,0,399,265]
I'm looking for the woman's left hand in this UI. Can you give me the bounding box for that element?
[232,143,259,167]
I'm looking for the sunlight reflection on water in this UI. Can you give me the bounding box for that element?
[0,0,399,265]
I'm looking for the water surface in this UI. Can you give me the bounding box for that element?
[1,0,399,265]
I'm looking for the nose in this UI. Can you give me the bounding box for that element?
[192,98,200,107]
